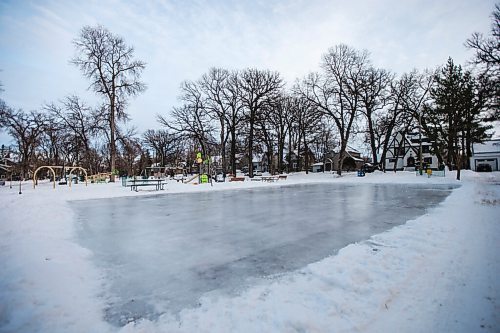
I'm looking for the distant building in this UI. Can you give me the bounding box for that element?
[384,132,439,171]
[252,154,267,173]
[330,147,365,171]
[285,149,316,172]
[470,139,500,171]
[311,162,324,173]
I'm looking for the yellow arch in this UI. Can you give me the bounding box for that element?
[68,167,88,187]
[32,165,88,189]
[33,166,57,189]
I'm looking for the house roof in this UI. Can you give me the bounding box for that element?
[473,139,500,154]
[312,162,324,166]
[346,150,364,162]
[346,145,360,154]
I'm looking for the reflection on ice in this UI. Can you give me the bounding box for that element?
[71,183,456,326]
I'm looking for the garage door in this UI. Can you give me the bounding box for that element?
[475,159,498,171]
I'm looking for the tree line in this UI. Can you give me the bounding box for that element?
[0,5,498,181]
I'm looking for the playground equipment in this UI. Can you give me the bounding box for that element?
[88,172,112,183]
[196,152,213,186]
[33,166,88,189]
[183,174,199,184]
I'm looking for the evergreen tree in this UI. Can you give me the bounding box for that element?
[424,58,491,180]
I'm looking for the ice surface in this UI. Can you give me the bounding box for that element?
[71,183,456,326]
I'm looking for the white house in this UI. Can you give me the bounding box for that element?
[470,139,500,171]
[384,132,439,171]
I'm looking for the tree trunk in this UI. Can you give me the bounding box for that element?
[337,149,345,176]
[447,113,454,170]
[230,129,237,175]
[368,119,378,165]
[287,131,293,173]
[248,107,255,178]
[456,151,461,180]
[110,101,116,182]
[303,130,309,174]
[337,139,347,176]
[220,119,226,174]
[278,137,284,174]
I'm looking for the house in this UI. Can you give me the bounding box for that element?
[470,139,500,171]
[252,154,268,173]
[384,132,439,171]
[330,147,365,171]
[285,149,316,172]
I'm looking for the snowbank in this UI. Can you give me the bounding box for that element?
[0,171,498,332]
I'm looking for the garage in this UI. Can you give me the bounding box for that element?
[470,139,500,171]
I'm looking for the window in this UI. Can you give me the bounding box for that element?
[388,158,396,163]
[422,145,430,153]
[424,157,433,165]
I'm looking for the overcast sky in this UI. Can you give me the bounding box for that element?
[0,0,496,145]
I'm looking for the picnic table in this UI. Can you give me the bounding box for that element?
[128,178,166,191]
[260,176,279,182]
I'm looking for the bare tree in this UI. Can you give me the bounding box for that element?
[158,81,214,157]
[266,94,293,173]
[0,108,46,179]
[200,68,231,173]
[115,128,141,176]
[255,102,278,174]
[37,114,64,167]
[375,70,431,171]
[466,4,500,77]
[299,45,369,175]
[239,68,283,177]
[294,96,322,174]
[359,67,393,165]
[465,4,500,121]
[45,96,100,173]
[72,25,146,181]
[142,129,177,167]
[223,71,245,175]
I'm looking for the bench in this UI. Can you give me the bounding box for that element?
[278,175,287,180]
[128,179,166,191]
[230,177,245,182]
[261,176,279,182]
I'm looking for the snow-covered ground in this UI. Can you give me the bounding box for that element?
[0,171,499,332]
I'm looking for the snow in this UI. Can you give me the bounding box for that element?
[0,171,499,332]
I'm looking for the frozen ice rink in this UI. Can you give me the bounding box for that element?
[72,183,456,326]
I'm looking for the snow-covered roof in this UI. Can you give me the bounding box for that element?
[312,162,324,166]
[473,140,500,154]
[346,145,360,154]
[346,151,364,162]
